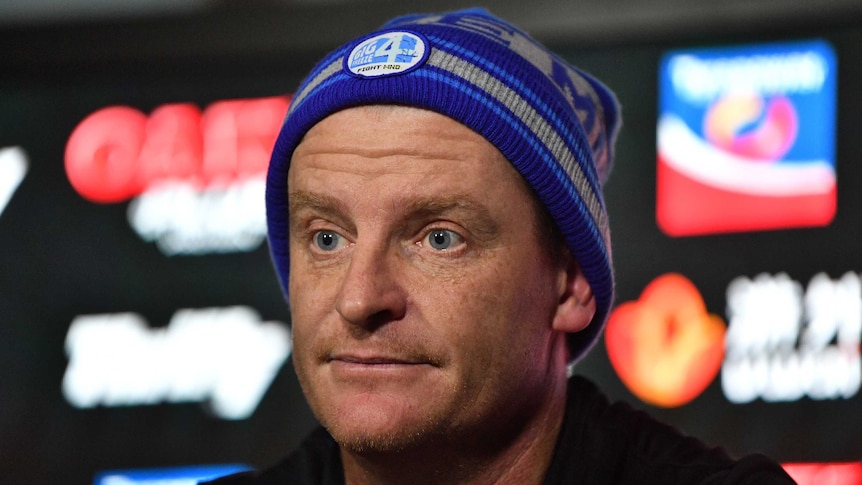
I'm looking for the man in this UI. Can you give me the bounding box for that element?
[207,8,794,485]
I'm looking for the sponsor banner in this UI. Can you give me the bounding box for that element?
[64,96,289,255]
[657,40,837,236]
[723,272,861,403]
[607,271,861,407]
[63,306,291,420]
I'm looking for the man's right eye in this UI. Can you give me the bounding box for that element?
[313,230,346,251]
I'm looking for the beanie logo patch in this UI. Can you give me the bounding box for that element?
[345,31,428,78]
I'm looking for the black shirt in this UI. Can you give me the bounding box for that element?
[203,376,794,484]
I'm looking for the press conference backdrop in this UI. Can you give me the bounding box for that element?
[1,5,861,484]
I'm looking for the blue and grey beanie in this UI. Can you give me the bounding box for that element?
[266,8,621,363]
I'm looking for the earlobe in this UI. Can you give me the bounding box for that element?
[551,260,596,334]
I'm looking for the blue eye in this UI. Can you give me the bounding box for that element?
[314,230,344,251]
[425,229,463,251]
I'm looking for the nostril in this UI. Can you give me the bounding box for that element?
[334,259,407,330]
[345,308,403,336]
[336,289,407,331]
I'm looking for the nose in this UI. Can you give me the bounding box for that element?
[335,243,407,330]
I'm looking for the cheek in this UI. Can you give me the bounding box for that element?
[421,270,557,416]
[287,297,313,379]
[288,254,339,318]
[471,263,558,354]
[425,265,550,366]
[287,266,333,359]
[287,274,332,407]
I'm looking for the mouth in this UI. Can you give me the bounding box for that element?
[327,353,430,366]
[323,351,442,384]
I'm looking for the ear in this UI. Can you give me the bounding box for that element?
[551,258,596,334]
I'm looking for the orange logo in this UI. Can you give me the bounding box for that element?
[605,273,726,407]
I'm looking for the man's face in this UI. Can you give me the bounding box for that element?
[287,106,571,453]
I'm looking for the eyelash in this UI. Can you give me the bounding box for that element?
[420,228,466,252]
[303,223,468,256]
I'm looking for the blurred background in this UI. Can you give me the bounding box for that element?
[2,0,862,483]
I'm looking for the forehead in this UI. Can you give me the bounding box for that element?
[288,105,529,198]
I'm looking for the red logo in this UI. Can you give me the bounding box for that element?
[605,273,726,407]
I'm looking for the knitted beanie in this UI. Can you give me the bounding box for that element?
[266,8,621,363]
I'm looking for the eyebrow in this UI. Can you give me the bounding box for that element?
[289,191,346,215]
[288,190,500,240]
[288,191,356,234]
[401,196,499,238]
[403,195,473,214]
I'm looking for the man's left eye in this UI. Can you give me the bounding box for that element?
[423,229,464,251]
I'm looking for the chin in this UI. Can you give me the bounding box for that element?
[321,395,449,455]
[332,428,424,455]
[328,416,442,455]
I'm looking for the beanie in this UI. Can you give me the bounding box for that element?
[266,8,621,363]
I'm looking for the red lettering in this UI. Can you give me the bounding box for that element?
[65,96,290,202]
[201,96,289,186]
[236,97,290,177]
[137,104,203,187]
[201,100,241,185]
[65,106,147,203]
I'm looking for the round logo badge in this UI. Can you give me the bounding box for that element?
[345,31,429,78]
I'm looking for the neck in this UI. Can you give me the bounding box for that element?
[339,364,570,485]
